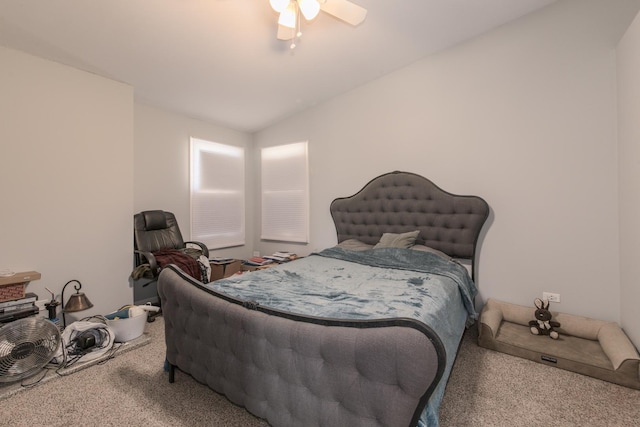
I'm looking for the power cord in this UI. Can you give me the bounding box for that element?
[49,318,116,375]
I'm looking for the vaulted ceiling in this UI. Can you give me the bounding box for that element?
[0,0,557,132]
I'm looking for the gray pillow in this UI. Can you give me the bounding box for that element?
[373,230,420,249]
[336,239,374,251]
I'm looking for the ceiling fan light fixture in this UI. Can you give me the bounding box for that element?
[298,0,320,20]
[270,0,290,13]
[272,0,367,49]
[278,2,297,29]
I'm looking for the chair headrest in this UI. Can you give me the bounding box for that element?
[143,210,168,231]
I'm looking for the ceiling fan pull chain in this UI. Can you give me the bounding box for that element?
[291,1,300,49]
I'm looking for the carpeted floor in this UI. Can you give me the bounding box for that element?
[0,330,151,401]
[440,328,640,427]
[1,316,639,427]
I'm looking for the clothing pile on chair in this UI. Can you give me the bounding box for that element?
[131,248,210,283]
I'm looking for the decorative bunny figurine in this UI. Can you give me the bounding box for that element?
[529,298,560,339]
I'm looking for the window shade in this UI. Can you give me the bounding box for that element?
[261,142,309,243]
[190,137,245,249]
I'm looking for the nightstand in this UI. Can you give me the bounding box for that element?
[209,259,242,281]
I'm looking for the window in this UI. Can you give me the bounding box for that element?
[261,141,309,243]
[190,137,245,249]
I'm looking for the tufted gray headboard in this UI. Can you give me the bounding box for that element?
[330,171,489,279]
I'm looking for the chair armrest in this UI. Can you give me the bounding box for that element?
[185,241,209,258]
[135,250,159,275]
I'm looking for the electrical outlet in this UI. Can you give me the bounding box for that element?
[253,251,260,257]
[542,292,561,303]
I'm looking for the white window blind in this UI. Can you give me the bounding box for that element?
[190,137,245,249]
[261,142,309,243]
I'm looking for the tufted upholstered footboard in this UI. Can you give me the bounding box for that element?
[158,265,446,427]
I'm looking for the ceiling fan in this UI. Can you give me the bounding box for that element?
[269,0,367,48]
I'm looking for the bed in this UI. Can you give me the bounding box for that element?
[158,171,490,427]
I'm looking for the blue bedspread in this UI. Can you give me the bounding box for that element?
[206,247,478,426]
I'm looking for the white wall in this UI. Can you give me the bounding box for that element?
[134,103,254,261]
[617,11,640,347]
[254,0,640,327]
[0,46,134,318]
[3,0,637,347]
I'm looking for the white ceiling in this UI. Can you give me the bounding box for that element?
[0,0,557,132]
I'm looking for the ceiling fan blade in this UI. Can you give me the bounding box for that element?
[320,0,367,26]
[277,25,295,41]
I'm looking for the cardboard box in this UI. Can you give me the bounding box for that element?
[0,271,41,286]
[210,260,241,281]
[0,271,41,302]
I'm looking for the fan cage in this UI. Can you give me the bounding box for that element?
[0,316,61,383]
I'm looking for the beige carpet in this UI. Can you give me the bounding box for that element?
[440,328,640,427]
[0,331,151,401]
[1,316,639,427]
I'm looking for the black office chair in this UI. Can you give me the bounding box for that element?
[132,210,209,308]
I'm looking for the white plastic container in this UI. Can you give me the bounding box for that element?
[106,308,147,342]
